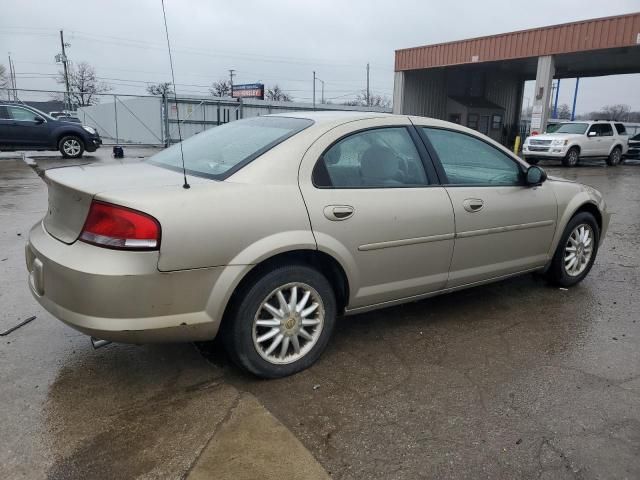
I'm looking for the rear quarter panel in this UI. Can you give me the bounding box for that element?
[96,181,315,272]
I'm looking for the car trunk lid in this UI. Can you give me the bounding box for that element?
[42,162,202,244]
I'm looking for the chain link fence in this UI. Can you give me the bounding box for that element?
[3,88,392,147]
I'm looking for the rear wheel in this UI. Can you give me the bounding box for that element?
[223,264,336,378]
[546,212,599,287]
[562,147,580,167]
[606,146,622,166]
[58,136,85,158]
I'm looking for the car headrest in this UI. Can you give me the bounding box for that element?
[360,146,398,179]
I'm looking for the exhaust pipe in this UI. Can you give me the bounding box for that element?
[91,337,111,349]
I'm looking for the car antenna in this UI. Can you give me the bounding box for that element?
[160,0,190,189]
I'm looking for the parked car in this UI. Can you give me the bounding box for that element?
[627,132,640,159]
[0,103,101,158]
[523,120,628,167]
[26,112,609,378]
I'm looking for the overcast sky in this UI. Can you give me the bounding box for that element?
[1,0,639,113]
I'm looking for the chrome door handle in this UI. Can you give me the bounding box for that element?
[324,205,354,221]
[462,198,484,212]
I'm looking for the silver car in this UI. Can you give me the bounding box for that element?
[26,112,609,378]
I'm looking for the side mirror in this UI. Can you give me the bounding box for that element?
[34,116,44,124]
[526,165,547,186]
[588,131,597,137]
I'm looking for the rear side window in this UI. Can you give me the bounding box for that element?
[614,123,627,135]
[423,127,522,186]
[313,127,428,188]
[149,116,313,180]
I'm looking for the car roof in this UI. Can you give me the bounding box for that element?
[269,110,394,124]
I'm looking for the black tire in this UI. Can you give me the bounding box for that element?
[223,264,336,378]
[546,212,599,287]
[525,157,540,165]
[606,146,622,166]
[562,147,580,167]
[58,135,85,158]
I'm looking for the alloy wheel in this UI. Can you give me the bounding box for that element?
[564,224,594,277]
[63,139,81,156]
[252,282,325,365]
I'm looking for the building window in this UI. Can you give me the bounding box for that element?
[491,114,503,130]
[467,114,478,130]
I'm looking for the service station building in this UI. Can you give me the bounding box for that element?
[392,13,640,146]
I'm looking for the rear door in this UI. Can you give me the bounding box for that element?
[417,125,557,287]
[298,118,455,309]
[5,105,50,148]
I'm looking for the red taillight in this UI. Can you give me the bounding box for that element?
[80,201,161,250]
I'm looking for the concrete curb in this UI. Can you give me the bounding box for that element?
[187,393,330,480]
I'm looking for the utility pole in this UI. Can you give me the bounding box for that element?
[59,30,71,111]
[312,70,316,109]
[7,53,17,100]
[366,62,370,107]
[229,69,235,98]
[320,79,324,104]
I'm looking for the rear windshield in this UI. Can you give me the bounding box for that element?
[554,123,588,134]
[149,116,313,179]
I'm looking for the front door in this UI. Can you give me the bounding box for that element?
[418,125,557,287]
[299,118,455,309]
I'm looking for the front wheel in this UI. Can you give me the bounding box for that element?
[58,135,85,158]
[546,212,599,287]
[562,147,580,167]
[606,146,622,166]
[223,264,336,378]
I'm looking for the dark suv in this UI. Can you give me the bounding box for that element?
[0,103,101,158]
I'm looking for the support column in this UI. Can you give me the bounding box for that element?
[530,55,555,135]
[392,71,405,114]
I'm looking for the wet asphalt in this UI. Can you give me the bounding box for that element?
[1,151,638,479]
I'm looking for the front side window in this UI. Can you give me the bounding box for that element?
[587,123,613,137]
[423,127,522,186]
[149,116,312,179]
[8,106,39,121]
[555,123,588,134]
[313,127,428,188]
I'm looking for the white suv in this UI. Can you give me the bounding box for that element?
[523,121,628,167]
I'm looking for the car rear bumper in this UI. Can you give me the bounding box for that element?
[26,221,223,343]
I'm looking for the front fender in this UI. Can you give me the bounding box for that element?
[548,181,609,256]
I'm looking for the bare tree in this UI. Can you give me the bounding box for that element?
[57,61,111,107]
[146,82,173,96]
[0,64,8,99]
[556,103,571,120]
[584,104,632,121]
[342,90,391,108]
[265,84,291,102]
[600,104,631,121]
[0,64,7,88]
[210,80,231,97]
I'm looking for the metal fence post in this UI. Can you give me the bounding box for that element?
[163,94,170,146]
[113,94,119,144]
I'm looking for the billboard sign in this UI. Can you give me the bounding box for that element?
[232,83,265,99]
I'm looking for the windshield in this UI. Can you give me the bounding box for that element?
[554,123,588,134]
[149,116,313,179]
[545,123,562,133]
